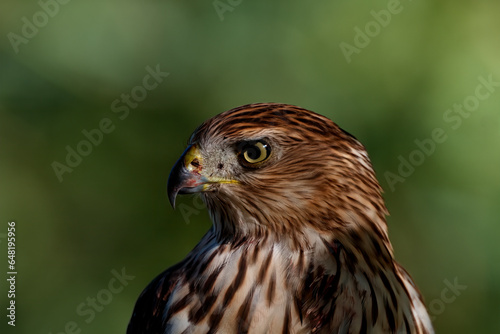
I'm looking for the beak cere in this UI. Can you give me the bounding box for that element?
[167,144,207,208]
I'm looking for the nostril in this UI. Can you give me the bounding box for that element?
[190,158,200,168]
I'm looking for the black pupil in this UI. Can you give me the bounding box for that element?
[246,146,260,159]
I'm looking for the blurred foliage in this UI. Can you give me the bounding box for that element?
[0,0,499,333]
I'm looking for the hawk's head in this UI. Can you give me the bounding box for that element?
[168,103,388,246]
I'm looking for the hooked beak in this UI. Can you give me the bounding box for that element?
[167,144,206,208]
[167,144,237,208]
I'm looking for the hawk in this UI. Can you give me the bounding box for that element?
[127,103,434,334]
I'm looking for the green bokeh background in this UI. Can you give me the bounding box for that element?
[1,0,499,333]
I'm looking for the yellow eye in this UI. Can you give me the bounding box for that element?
[239,141,271,166]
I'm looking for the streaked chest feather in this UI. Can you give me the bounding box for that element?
[163,236,308,334]
[160,233,432,334]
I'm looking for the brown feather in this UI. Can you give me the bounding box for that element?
[128,103,434,334]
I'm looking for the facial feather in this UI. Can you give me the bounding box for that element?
[127,103,434,334]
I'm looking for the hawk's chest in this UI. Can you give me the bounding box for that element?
[162,240,309,334]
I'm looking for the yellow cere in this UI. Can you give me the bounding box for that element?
[184,145,203,171]
[184,145,239,187]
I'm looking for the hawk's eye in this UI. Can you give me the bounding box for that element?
[238,140,271,167]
